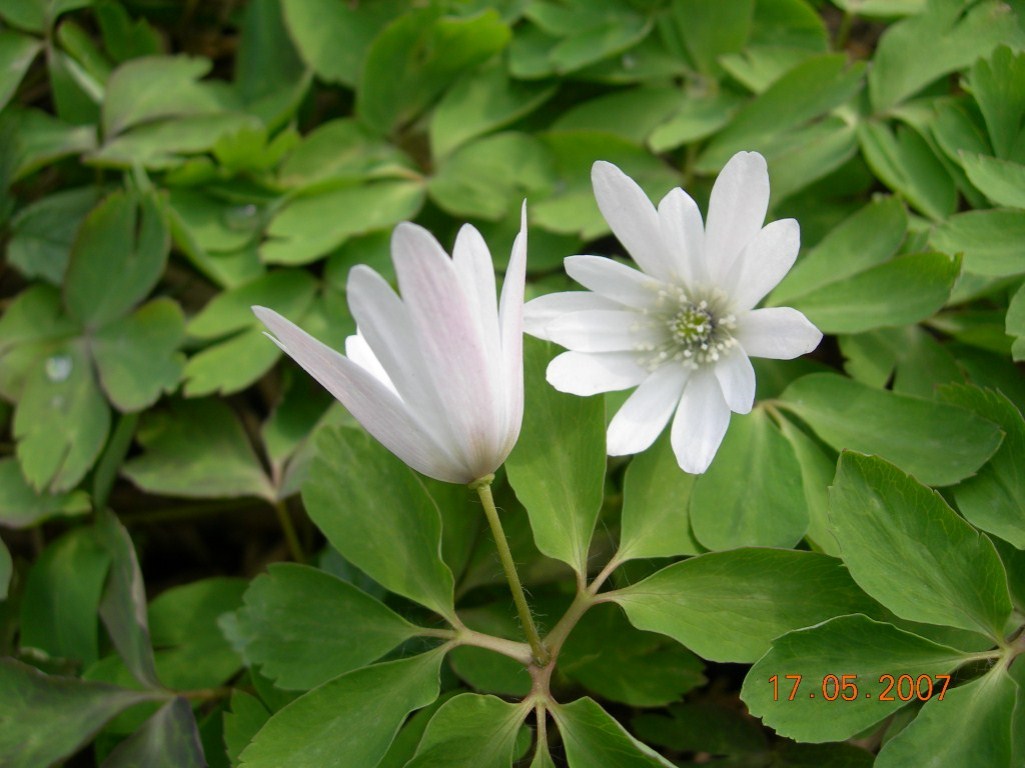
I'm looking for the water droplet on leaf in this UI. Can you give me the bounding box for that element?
[45,355,73,383]
[223,204,259,231]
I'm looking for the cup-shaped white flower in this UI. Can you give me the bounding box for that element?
[253,209,527,485]
[525,152,822,474]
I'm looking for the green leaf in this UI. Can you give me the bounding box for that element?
[526,0,652,75]
[430,59,557,159]
[610,549,881,663]
[405,693,527,767]
[869,0,1025,111]
[0,284,76,358]
[91,298,185,412]
[302,426,456,622]
[229,563,418,690]
[665,0,752,75]
[0,658,153,768]
[830,452,1013,638]
[0,536,9,601]
[4,106,96,180]
[559,603,705,708]
[647,90,743,153]
[506,338,606,576]
[19,526,109,665]
[552,697,675,767]
[0,31,40,112]
[1009,282,1025,361]
[690,408,806,550]
[742,614,973,742]
[357,9,511,136]
[224,691,270,768]
[631,701,767,758]
[167,188,262,254]
[14,341,110,493]
[122,399,274,501]
[239,649,445,768]
[102,696,205,768]
[930,209,1025,277]
[377,692,459,768]
[967,45,1025,161]
[261,181,424,265]
[64,190,170,329]
[6,186,102,284]
[938,386,1025,548]
[553,87,683,145]
[961,153,1025,207]
[876,666,1019,768]
[0,457,90,528]
[770,196,907,305]
[280,0,404,87]
[96,510,160,689]
[182,326,282,398]
[779,373,1002,486]
[618,431,700,561]
[96,0,162,63]
[778,418,840,556]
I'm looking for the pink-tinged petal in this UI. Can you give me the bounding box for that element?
[607,365,689,456]
[705,151,769,286]
[657,186,707,286]
[453,223,500,349]
[735,307,823,359]
[497,202,528,457]
[391,222,502,476]
[344,330,396,394]
[713,349,755,414]
[592,161,675,282]
[564,255,662,309]
[546,351,649,395]
[524,291,621,340]
[723,219,800,311]
[546,309,661,353]
[670,369,731,474]
[252,306,466,482]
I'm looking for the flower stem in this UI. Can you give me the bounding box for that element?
[273,499,305,564]
[473,477,550,666]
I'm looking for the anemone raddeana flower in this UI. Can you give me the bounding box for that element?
[253,208,527,485]
[525,152,822,474]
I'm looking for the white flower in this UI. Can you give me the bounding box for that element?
[525,152,822,474]
[253,207,527,485]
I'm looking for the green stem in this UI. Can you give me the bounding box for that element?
[273,499,305,564]
[474,477,550,666]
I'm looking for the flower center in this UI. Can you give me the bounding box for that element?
[669,304,713,348]
[635,286,737,371]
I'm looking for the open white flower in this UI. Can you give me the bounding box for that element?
[254,208,527,485]
[525,152,821,474]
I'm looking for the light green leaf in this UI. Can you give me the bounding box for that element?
[530,739,557,768]
[961,153,1025,207]
[357,9,511,135]
[4,106,96,180]
[778,418,840,556]
[19,526,109,665]
[763,117,859,203]
[690,408,806,550]
[1008,282,1025,361]
[302,426,456,622]
[742,614,973,742]
[102,696,205,768]
[122,399,274,501]
[182,326,283,398]
[6,186,102,285]
[939,386,1025,548]
[830,452,1013,638]
[14,341,110,493]
[64,190,170,329]
[91,298,185,412]
[430,60,557,159]
[405,693,527,768]
[930,209,1025,276]
[0,457,90,528]
[869,0,1025,111]
[530,0,653,75]
[506,338,605,576]
[779,373,1002,486]
[876,666,1018,768]
[552,697,675,767]
[167,188,262,254]
[553,87,683,145]
[610,549,881,663]
[229,563,418,690]
[967,45,1025,161]
[239,649,445,768]
[261,181,424,265]
[0,31,40,112]
[0,658,153,768]
[618,431,700,562]
[188,271,317,340]
[648,90,743,152]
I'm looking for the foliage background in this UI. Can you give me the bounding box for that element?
[1,0,1025,765]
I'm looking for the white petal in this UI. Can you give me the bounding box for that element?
[705,151,769,286]
[713,349,755,414]
[735,307,823,359]
[547,309,660,353]
[670,369,731,474]
[524,291,621,340]
[724,219,800,311]
[344,330,396,394]
[497,202,528,459]
[591,161,675,282]
[657,187,707,286]
[607,365,689,456]
[252,306,466,482]
[453,223,500,349]
[546,351,649,395]
[564,255,662,309]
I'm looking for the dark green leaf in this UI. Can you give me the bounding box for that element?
[552,697,675,767]
[0,31,41,112]
[666,0,752,75]
[102,696,205,768]
[967,45,1025,162]
[223,691,269,768]
[0,536,9,601]
[778,417,840,556]
[6,186,102,284]
[0,457,90,528]
[405,693,527,767]
[931,209,1025,277]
